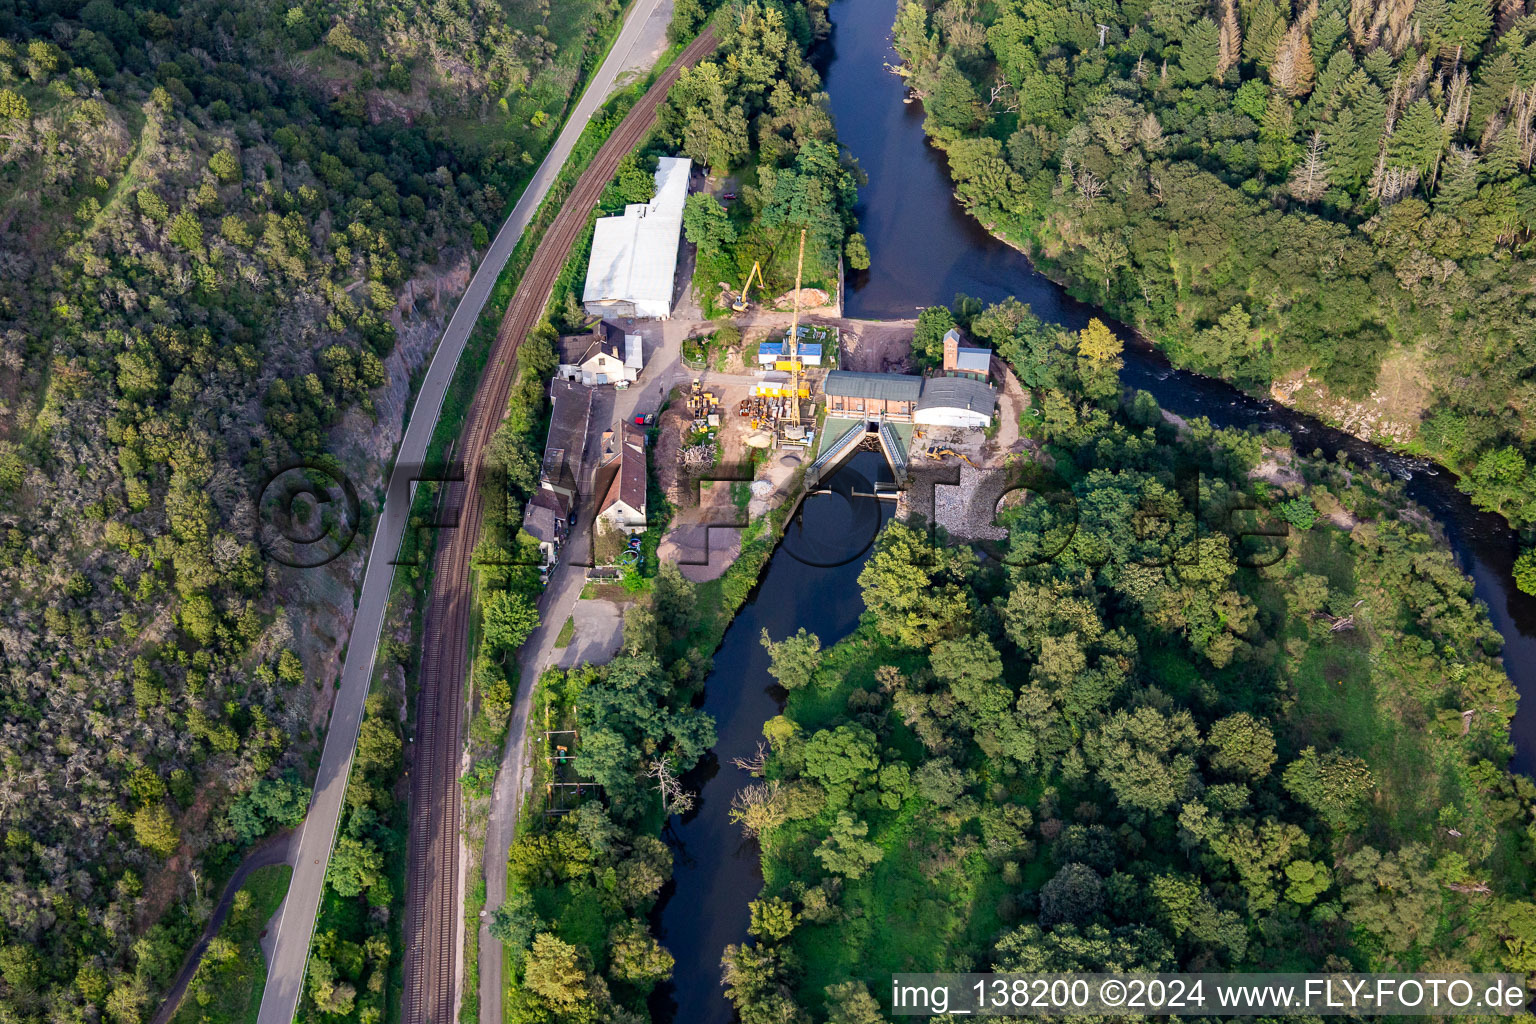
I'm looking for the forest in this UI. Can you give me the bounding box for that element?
[888,0,1536,546]
[0,0,627,1020]
[731,297,1536,1022]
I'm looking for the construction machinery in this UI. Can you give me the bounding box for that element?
[782,228,807,441]
[925,445,977,467]
[732,261,764,312]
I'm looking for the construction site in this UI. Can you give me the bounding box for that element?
[645,221,1037,558]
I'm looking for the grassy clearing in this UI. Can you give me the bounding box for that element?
[170,865,293,1024]
[554,616,576,648]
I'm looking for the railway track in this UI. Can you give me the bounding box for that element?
[401,28,721,1024]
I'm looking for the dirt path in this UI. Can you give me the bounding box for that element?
[150,832,295,1024]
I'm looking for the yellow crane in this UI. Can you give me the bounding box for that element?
[785,228,807,434]
[732,261,764,312]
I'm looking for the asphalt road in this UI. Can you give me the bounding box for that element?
[253,4,675,1022]
[152,832,294,1024]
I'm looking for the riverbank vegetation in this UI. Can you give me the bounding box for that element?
[498,435,809,1021]
[299,689,406,1024]
[672,0,865,315]
[0,0,633,1017]
[888,0,1536,538]
[498,566,716,1024]
[734,296,1536,1020]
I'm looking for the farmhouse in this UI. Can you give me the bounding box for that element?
[582,156,691,320]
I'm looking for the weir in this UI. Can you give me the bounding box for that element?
[807,415,909,489]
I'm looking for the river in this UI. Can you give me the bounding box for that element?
[649,1,1536,1021]
[820,0,1536,769]
[651,452,894,1024]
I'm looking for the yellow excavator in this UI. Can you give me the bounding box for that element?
[925,446,977,467]
[732,261,763,312]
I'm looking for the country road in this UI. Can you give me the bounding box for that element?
[150,833,294,1024]
[253,3,680,1022]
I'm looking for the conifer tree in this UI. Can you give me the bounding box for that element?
[1468,49,1517,134]
[1241,0,1289,65]
[1288,132,1331,199]
[1436,145,1482,209]
[1179,18,1223,82]
[1387,96,1447,175]
[1322,78,1388,188]
[1218,0,1244,76]
[1271,22,1317,96]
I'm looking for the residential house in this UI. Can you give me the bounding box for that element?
[558,321,641,386]
[521,380,593,567]
[598,422,648,534]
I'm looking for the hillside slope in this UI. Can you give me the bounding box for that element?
[0,1,624,1020]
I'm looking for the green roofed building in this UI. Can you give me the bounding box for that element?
[822,370,923,421]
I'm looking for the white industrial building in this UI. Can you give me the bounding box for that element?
[582,157,691,320]
[914,376,997,430]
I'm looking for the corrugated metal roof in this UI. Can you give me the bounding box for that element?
[823,370,922,401]
[917,376,996,413]
[824,370,921,401]
[954,348,991,373]
[582,157,690,311]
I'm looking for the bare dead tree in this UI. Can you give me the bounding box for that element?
[728,780,786,837]
[646,758,695,816]
[986,80,1018,113]
[731,742,769,776]
[1288,133,1330,202]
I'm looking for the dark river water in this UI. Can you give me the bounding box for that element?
[651,453,894,1024]
[650,1,1536,1020]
